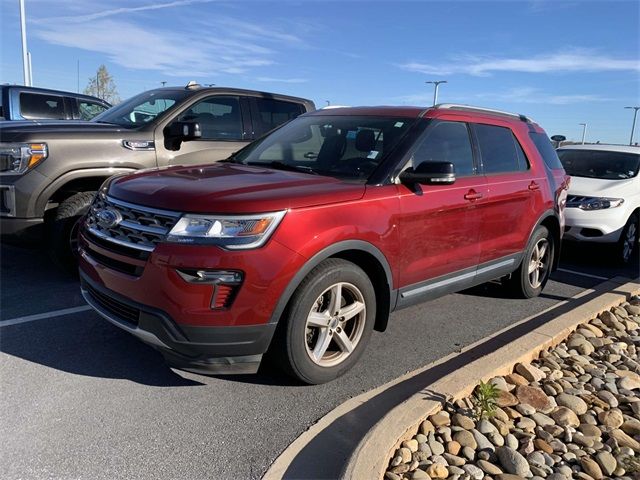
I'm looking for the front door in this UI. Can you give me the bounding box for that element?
[155,95,249,166]
[397,120,486,303]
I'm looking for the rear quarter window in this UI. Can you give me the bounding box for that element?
[530,132,564,170]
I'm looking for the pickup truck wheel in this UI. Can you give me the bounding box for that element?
[277,258,376,384]
[503,225,553,299]
[618,212,639,264]
[48,191,95,271]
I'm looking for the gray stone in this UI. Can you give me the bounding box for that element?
[477,459,503,475]
[496,446,531,477]
[505,433,518,450]
[595,451,616,476]
[428,432,445,455]
[472,429,496,453]
[556,393,588,415]
[462,464,484,479]
[410,469,431,480]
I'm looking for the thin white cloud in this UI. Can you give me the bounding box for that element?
[255,77,308,83]
[399,50,640,76]
[31,0,218,23]
[35,19,276,77]
[395,87,610,106]
[474,87,610,105]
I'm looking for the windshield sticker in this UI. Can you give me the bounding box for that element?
[394,122,404,128]
[367,151,379,159]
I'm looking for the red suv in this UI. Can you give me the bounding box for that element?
[79,104,569,384]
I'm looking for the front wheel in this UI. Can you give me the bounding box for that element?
[276,259,376,384]
[618,212,639,264]
[48,191,95,271]
[503,225,554,298]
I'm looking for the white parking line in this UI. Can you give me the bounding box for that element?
[0,305,92,327]
[557,268,609,281]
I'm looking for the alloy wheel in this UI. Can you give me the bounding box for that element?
[622,221,637,263]
[528,238,550,289]
[304,282,366,368]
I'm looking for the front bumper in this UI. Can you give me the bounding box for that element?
[563,206,628,243]
[0,216,44,240]
[80,273,276,374]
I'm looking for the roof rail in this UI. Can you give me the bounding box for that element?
[434,103,533,123]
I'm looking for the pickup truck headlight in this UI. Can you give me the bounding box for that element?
[0,143,48,175]
[167,211,286,249]
[568,196,625,210]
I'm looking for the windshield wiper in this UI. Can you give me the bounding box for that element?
[247,161,319,175]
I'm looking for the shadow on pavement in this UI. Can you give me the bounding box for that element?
[279,280,633,479]
[0,314,203,387]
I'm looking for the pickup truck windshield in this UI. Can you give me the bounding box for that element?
[558,149,640,180]
[93,90,189,128]
[233,115,415,181]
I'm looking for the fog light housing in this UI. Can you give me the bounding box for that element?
[176,269,243,309]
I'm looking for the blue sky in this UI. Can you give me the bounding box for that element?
[1,0,639,143]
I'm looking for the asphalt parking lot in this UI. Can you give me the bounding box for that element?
[1,242,638,480]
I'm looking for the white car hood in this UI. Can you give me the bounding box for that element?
[568,176,637,198]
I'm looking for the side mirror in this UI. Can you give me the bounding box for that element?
[400,161,456,186]
[164,121,202,151]
[551,135,566,148]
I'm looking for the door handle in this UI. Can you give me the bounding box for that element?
[528,181,540,191]
[464,190,483,201]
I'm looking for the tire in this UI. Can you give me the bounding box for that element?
[618,212,639,265]
[275,258,376,384]
[48,191,95,271]
[503,225,554,299]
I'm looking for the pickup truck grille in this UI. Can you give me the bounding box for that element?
[85,194,181,252]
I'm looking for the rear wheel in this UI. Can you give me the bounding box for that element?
[276,259,376,384]
[503,225,553,298]
[618,212,639,264]
[48,191,95,271]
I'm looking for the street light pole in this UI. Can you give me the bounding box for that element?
[19,0,31,86]
[426,80,447,106]
[624,106,640,145]
[579,123,588,144]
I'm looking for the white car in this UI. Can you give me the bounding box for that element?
[557,144,640,264]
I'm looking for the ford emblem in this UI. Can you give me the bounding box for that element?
[95,208,122,229]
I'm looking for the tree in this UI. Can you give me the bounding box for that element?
[84,65,120,104]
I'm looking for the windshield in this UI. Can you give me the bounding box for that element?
[232,115,415,181]
[92,90,189,128]
[557,149,640,180]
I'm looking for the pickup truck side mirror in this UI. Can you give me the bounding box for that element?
[399,161,456,186]
[164,121,202,151]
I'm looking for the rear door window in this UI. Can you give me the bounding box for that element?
[474,124,528,174]
[178,96,243,140]
[412,120,476,177]
[19,92,66,119]
[252,98,304,136]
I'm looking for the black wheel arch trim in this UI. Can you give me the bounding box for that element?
[267,240,396,331]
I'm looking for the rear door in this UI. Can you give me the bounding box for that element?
[155,95,250,166]
[397,119,486,301]
[472,122,544,265]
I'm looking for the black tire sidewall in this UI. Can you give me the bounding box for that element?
[48,191,95,270]
[284,259,376,384]
[516,225,553,298]
[618,212,639,265]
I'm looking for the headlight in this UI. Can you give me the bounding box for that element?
[167,211,286,249]
[568,196,625,210]
[0,143,48,175]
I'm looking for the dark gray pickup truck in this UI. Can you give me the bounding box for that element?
[0,83,315,266]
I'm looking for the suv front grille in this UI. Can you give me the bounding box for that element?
[85,194,181,252]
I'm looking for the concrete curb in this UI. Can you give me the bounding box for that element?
[342,276,640,480]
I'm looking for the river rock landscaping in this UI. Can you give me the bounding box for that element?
[385,297,640,480]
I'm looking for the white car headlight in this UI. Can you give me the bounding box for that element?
[167,211,286,249]
[568,196,625,210]
[0,143,48,175]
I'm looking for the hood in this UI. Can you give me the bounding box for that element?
[108,163,366,213]
[568,175,637,198]
[0,121,134,141]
